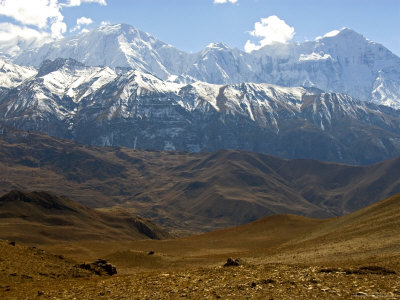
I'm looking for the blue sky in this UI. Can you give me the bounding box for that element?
[1,0,399,55]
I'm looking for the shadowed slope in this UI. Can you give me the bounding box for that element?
[0,190,170,247]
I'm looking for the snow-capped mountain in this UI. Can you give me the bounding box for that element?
[14,24,190,82]
[251,28,400,108]
[13,24,400,109]
[1,58,400,165]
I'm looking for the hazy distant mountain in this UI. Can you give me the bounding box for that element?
[13,24,400,109]
[1,58,400,164]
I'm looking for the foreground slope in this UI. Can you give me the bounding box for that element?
[1,127,400,234]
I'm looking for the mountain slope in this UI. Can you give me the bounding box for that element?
[0,190,171,246]
[1,59,400,164]
[0,127,400,234]
[14,24,400,108]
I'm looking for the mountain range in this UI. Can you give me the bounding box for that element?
[10,23,400,109]
[0,23,400,164]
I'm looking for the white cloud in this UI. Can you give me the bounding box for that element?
[77,17,93,26]
[0,0,105,51]
[0,22,53,56]
[0,0,67,38]
[244,15,295,53]
[64,0,106,6]
[213,0,238,4]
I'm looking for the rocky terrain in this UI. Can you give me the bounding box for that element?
[3,263,399,299]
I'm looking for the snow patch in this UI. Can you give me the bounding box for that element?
[299,52,332,61]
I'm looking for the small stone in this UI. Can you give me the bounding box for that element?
[148,251,155,255]
[251,282,256,288]
[9,241,15,246]
[262,279,275,284]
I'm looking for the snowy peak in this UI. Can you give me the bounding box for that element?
[205,42,230,50]
[96,23,160,47]
[317,27,366,41]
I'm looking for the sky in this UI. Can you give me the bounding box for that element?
[0,0,399,55]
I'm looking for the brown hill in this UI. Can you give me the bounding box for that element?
[273,192,400,267]
[1,126,400,234]
[0,190,170,250]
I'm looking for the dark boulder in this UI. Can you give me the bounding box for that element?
[224,258,240,267]
[77,259,117,276]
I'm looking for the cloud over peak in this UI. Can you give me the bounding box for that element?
[245,15,295,53]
